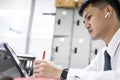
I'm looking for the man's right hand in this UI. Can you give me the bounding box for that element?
[33,60,62,79]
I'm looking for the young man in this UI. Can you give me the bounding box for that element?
[33,0,120,80]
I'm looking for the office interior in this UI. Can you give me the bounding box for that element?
[0,0,105,78]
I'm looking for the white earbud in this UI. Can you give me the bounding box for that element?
[104,12,110,19]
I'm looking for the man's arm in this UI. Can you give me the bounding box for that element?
[33,60,62,79]
[67,68,120,80]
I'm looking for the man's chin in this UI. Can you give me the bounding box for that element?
[91,36,99,41]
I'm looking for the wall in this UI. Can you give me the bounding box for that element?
[29,0,55,60]
[0,0,55,60]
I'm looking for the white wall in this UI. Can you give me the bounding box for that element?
[0,0,31,53]
[0,0,56,60]
[29,0,56,60]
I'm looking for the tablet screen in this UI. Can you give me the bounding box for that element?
[3,43,29,78]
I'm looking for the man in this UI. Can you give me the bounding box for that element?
[33,0,120,80]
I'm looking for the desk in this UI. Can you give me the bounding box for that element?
[14,77,57,80]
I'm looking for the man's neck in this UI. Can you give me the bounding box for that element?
[104,22,120,45]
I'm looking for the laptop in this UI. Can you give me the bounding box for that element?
[3,43,29,78]
[2,43,56,80]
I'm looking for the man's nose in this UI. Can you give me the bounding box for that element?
[84,21,90,29]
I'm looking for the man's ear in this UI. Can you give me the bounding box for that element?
[104,5,113,18]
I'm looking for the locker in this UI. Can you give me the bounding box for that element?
[73,9,89,36]
[51,37,71,68]
[71,36,90,68]
[69,9,91,68]
[51,8,104,69]
[71,9,104,66]
[90,40,105,61]
[54,8,74,36]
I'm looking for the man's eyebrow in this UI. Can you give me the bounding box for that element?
[83,12,89,23]
[84,13,89,19]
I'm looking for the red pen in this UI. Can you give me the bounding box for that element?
[42,50,46,60]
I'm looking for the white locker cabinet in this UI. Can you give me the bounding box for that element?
[51,37,71,68]
[73,9,89,36]
[51,8,104,69]
[54,8,74,36]
[90,40,105,61]
[70,9,90,68]
[71,9,105,67]
[71,36,90,68]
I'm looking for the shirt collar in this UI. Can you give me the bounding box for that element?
[106,28,120,58]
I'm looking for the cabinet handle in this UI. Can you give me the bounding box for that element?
[94,49,98,55]
[55,46,58,52]
[77,20,79,26]
[58,19,61,25]
[74,47,77,54]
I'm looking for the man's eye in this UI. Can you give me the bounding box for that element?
[83,21,85,24]
[87,15,92,20]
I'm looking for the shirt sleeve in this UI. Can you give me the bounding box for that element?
[67,69,119,80]
[67,56,120,80]
[67,57,98,80]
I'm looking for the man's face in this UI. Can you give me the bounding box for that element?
[82,4,110,40]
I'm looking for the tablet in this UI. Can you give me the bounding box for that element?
[3,43,29,78]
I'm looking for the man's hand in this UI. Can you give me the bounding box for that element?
[33,60,62,79]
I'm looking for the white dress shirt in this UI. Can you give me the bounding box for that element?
[67,28,120,80]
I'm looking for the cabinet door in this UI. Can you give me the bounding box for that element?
[54,8,74,36]
[72,9,89,36]
[90,40,105,61]
[69,9,90,68]
[51,37,71,68]
[71,36,90,68]
[70,9,104,68]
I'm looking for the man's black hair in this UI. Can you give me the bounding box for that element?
[79,0,120,20]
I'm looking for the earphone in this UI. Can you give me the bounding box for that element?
[104,12,110,19]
